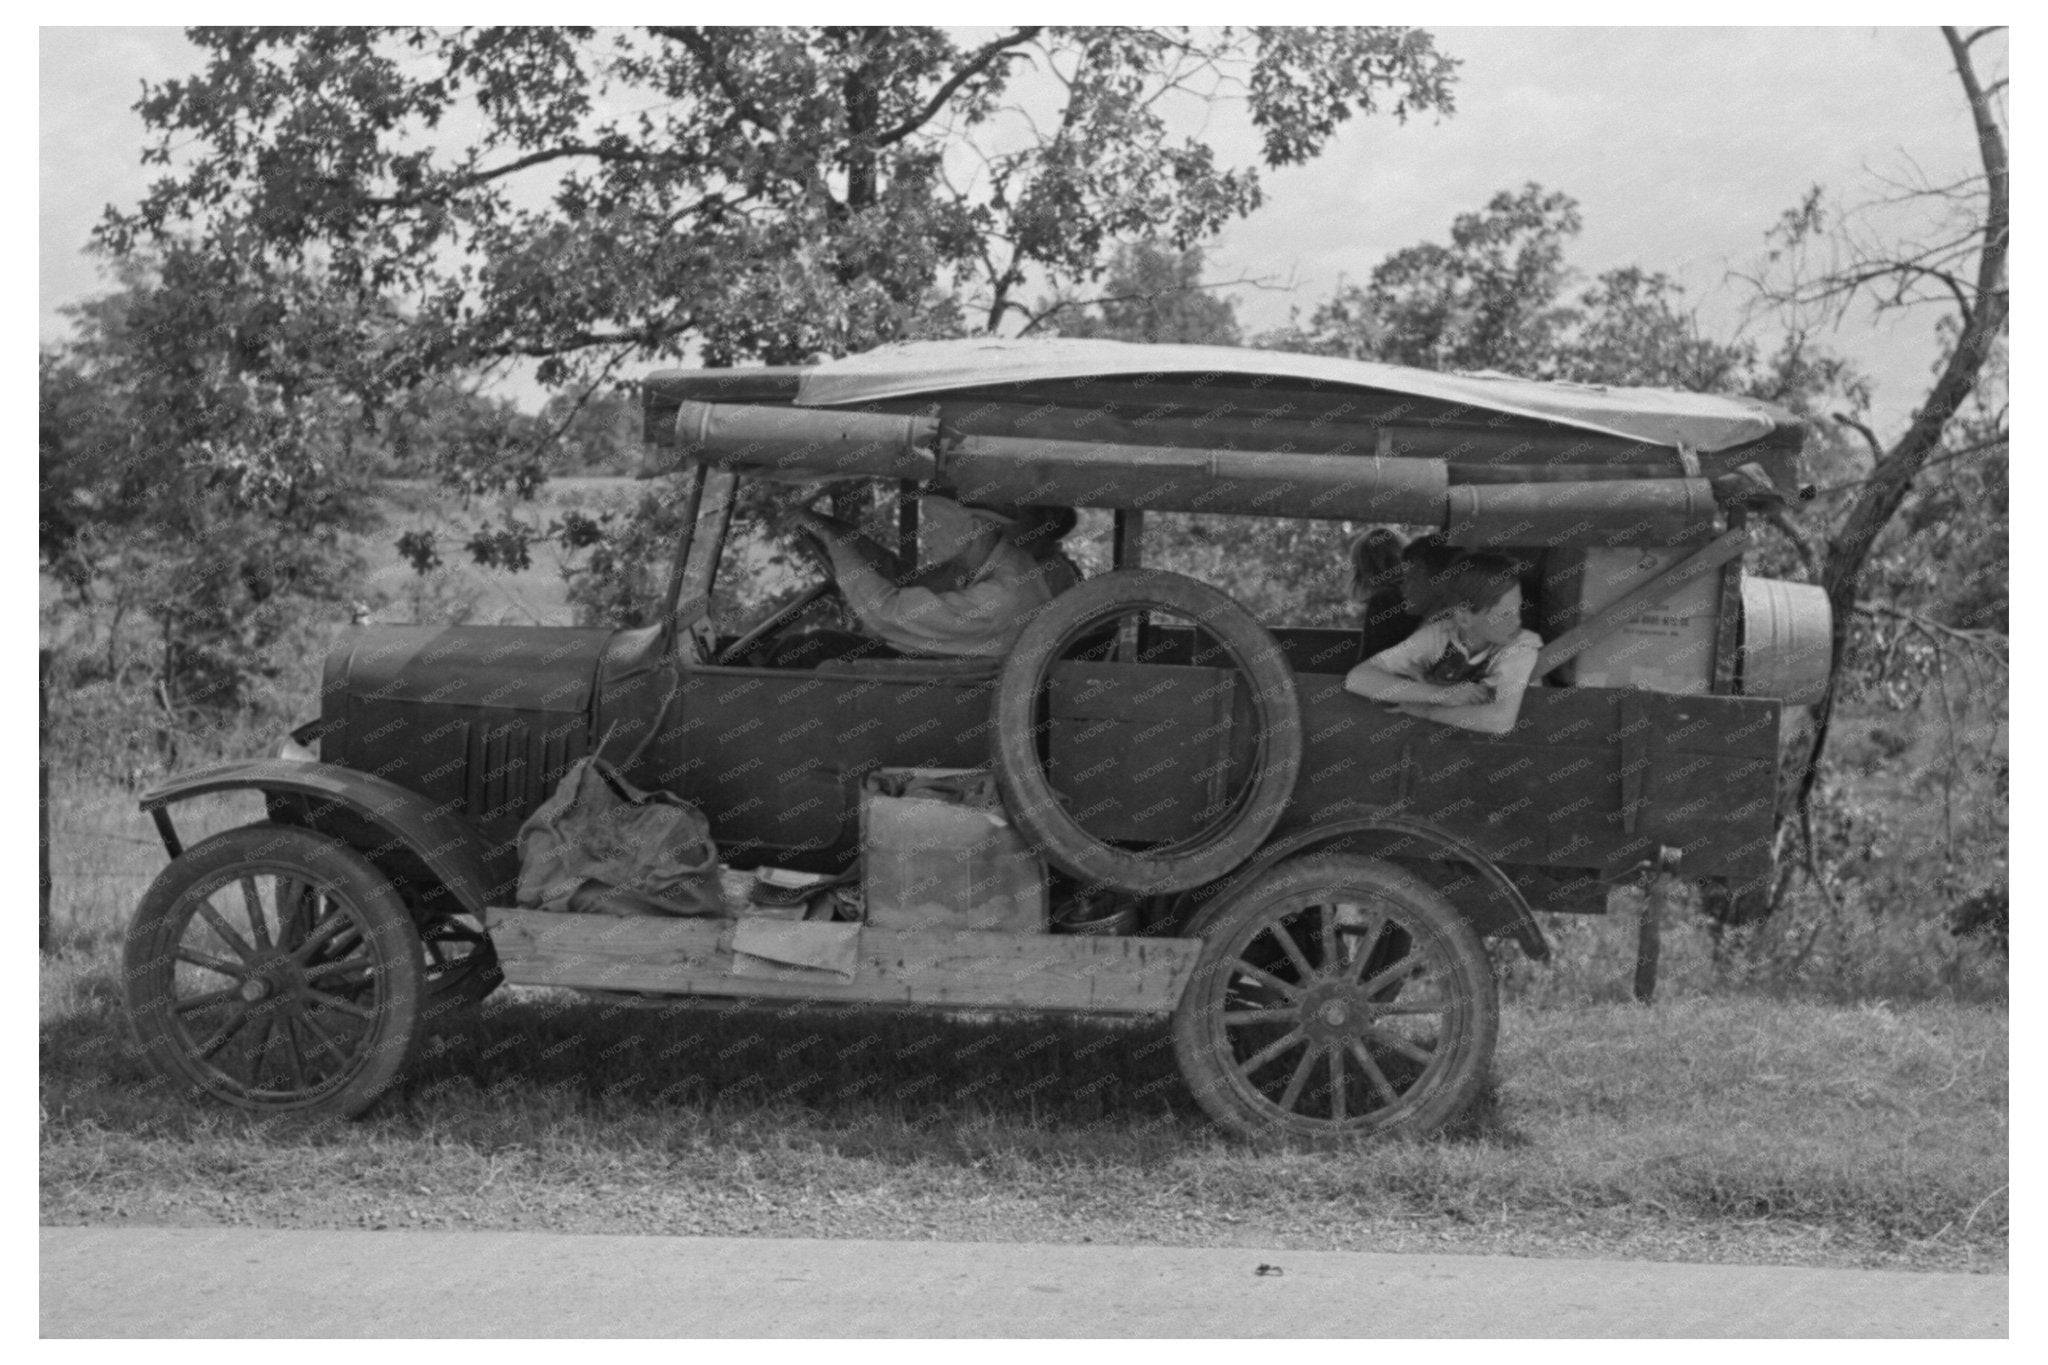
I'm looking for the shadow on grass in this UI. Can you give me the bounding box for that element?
[401,991,1204,1139]
[46,950,1529,1161]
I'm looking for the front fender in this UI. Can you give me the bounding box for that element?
[140,759,508,918]
[1191,812,1550,962]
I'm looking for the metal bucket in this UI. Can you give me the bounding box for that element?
[1740,577,1832,706]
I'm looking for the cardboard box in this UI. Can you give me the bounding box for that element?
[1547,547,1722,695]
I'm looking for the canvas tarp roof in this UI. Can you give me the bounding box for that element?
[794,337,1790,455]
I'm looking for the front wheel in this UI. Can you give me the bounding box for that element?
[123,823,425,1120]
[1172,854,1498,1141]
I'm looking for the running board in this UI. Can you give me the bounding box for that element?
[485,909,1203,1015]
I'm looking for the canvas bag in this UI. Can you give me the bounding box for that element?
[516,757,725,917]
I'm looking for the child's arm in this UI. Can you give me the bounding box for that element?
[1343,621,1476,705]
[1344,660,1485,706]
[1390,636,1541,735]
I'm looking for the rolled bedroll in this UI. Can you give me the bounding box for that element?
[658,398,1733,546]
[667,399,940,482]
[941,433,1448,525]
[661,399,1451,524]
[1445,479,1721,547]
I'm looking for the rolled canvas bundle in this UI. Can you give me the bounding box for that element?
[661,398,1732,546]
[940,434,1450,525]
[1445,479,1720,547]
[670,399,940,482]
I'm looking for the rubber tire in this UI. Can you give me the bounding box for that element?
[993,569,1303,895]
[1171,854,1498,1142]
[123,823,426,1121]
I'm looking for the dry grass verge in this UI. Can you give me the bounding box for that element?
[42,936,2005,1274]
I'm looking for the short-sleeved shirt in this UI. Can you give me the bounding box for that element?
[842,539,1078,659]
[1368,618,1543,694]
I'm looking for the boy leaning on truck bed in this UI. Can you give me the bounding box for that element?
[1344,550,1542,737]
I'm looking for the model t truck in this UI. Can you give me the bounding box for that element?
[123,338,1828,1140]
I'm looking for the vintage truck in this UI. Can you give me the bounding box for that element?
[124,337,1829,1140]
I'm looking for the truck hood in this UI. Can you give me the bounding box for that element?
[323,626,616,716]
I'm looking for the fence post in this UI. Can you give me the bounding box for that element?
[40,647,51,954]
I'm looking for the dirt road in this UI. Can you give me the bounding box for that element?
[39,1225,2006,1337]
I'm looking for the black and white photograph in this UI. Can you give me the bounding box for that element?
[35,20,2010,1341]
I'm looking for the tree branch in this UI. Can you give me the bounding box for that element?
[362,143,652,210]
[1832,413,1885,465]
[1854,601,2008,663]
[649,27,782,137]
[1762,509,1820,580]
[873,27,1044,148]
[500,319,695,360]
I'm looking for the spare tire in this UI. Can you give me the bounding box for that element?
[992,569,1303,894]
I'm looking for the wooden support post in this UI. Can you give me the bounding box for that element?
[1634,891,1662,1004]
[1112,510,1146,660]
[1635,846,1682,1005]
[1112,509,1145,571]
[657,462,710,646]
[897,480,920,574]
[829,485,866,526]
[1711,510,1747,695]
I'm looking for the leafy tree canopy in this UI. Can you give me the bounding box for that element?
[103,25,1455,393]
[1037,240,1243,345]
[1262,182,1867,418]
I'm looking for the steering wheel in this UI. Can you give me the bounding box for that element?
[711,580,842,666]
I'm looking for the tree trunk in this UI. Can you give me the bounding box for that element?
[1789,26,2008,835]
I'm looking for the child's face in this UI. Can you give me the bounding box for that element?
[1455,584,1523,648]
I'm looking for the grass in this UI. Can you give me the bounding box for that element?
[42,922,2006,1273]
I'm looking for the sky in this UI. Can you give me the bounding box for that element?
[38,25,2001,437]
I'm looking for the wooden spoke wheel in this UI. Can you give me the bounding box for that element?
[123,823,425,1120]
[1172,854,1497,1141]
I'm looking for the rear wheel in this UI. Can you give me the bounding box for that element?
[1172,854,1497,1141]
[123,823,425,1120]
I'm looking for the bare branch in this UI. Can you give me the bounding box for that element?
[362,143,654,210]
[873,28,1043,148]
[1832,413,1885,465]
[1762,509,1820,580]
[1805,433,2008,496]
[1854,601,2008,664]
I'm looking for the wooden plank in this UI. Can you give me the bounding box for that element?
[486,909,1203,1015]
